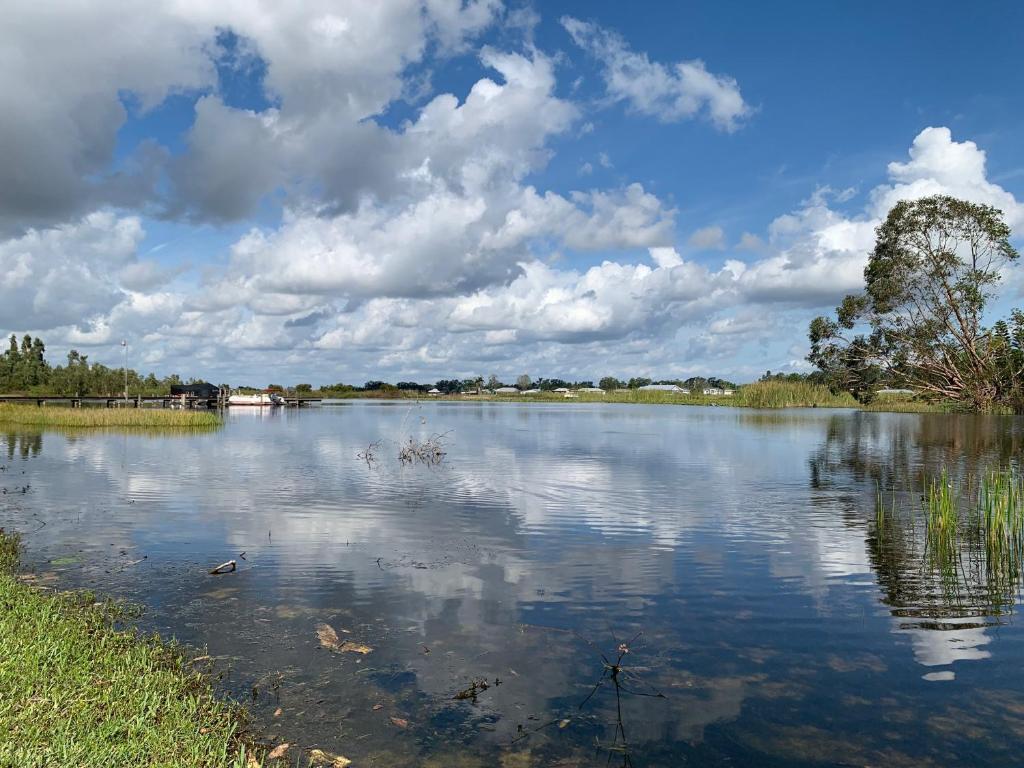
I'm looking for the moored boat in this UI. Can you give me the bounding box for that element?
[227,392,283,407]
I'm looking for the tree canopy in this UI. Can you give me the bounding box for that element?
[809,195,1020,410]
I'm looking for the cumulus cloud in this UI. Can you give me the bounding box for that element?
[0,212,143,330]
[0,0,1019,388]
[0,1,214,233]
[118,260,187,292]
[561,16,750,131]
[0,0,505,232]
[7,125,1022,383]
[687,225,726,251]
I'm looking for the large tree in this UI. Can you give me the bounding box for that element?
[809,195,1019,410]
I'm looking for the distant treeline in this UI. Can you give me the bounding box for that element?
[309,374,741,395]
[1,332,802,399]
[0,334,209,396]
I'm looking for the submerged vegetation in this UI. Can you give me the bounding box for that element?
[875,466,1024,610]
[0,529,259,768]
[0,404,221,429]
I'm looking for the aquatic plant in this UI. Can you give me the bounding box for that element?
[733,380,859,409]
[874,482,898,539]
[924,470,959,538]
[0,403,221,428]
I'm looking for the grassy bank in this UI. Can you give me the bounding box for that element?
[0,529,258,767]
[0,403,221,428]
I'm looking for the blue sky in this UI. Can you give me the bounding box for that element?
[1,1,1022,385]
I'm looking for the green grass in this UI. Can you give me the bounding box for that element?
[0,404,221,429]
[732,381,858,408]
[0,529,261,768]
[862,392,956,413]
[924,469,960,543]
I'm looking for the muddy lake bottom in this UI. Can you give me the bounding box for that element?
[4,401,1024,766]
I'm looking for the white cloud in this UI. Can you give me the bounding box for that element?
[688,225,726,251]
[0,212,143,330]
[0,0,1019,398]
[561,16,750,131]
[0,0,505,232]
[873,126,1024,227]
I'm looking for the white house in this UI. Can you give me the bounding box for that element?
[702,387,723,395]
[553,387,570,393]
[638,384,689,393]
[578,387,605,394]
[494,386,519,394]
[427,388,441,396]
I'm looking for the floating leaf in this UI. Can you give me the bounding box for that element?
[273,706,283,717]
[338,641,372,654]
[316,624,371,654]
[558,718,571,729]
[308,748,352,767]
[372,703,384,711]
[267,743,290,760]
[390,716,409,729]
[316,623,341,650]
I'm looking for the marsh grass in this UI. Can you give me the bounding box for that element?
[0,529,262,767]
[0,403,221,429]
[862,399,952,413]
[874,483,898,540]
[732,381,859,409]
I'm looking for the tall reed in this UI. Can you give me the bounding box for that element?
[0,404,221,429]
[735,381,859,409]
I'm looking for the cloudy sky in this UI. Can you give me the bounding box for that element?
[2,1,1023,386]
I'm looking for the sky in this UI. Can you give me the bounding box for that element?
[2,0,1023,386]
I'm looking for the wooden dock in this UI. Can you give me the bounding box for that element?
[0,394,321,409]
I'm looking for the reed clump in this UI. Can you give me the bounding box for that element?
[733,381,858,409]
[0,404,221,429]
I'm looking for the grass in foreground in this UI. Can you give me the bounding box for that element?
[0,529,258,768]
[0,403,221,428]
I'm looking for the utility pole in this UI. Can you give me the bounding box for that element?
[121,339,128,406]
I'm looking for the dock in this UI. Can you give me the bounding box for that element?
[0,394,321,409]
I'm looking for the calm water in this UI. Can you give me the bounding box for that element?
[4,402,1024,766]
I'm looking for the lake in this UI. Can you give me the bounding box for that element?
[4,402,1024,766]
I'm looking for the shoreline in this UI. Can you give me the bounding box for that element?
[0,529,270,768]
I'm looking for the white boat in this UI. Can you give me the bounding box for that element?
[228,392,283,407]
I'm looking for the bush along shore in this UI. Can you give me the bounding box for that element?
[0,529,261,768]
[0,403,221,429]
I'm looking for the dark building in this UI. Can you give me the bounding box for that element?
[170,383,220,399]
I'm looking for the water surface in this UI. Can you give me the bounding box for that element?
[4,402,1024,766]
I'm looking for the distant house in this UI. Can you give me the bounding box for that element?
[702,387,723,395]
[427,388,441,396]
[638,384,688,393]
[578,387,605,394]
[494,386,519,394]
[170,383,220,399]
[722,389,735,395]
[553,387,570,393]
[522,388,541,394]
